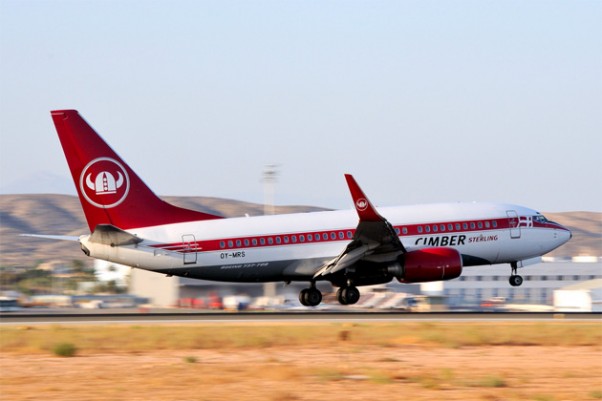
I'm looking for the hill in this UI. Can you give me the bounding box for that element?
[0,194,599,268]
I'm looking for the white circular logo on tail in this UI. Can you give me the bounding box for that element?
[79,157,130,208]
[355,198,368,211]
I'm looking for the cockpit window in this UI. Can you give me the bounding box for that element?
[533,215,549,223]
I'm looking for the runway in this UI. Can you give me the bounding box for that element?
[1,311,600,325]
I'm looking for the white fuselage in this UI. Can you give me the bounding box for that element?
[80,202,571,283]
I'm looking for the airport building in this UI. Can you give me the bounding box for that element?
[553,279,602,312]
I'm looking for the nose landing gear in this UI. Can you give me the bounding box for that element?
[509,262,523,287]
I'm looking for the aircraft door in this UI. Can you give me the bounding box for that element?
[506,210,521,239]
[182,234,198,264]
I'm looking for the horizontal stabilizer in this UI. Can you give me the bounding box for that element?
[88,224,143,246]
[20,234,80,242]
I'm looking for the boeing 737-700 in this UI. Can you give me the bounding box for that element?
[29,110,572,306]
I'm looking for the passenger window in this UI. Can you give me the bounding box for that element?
[433,225,438,232]
[284,236,289,244]
[228,240,233,248]
[252,238,258,246]
[276,237,281,244]
[418,226,423,233]
[292,235,297,243]
[347,231,353,239]
[492,221,498,228]
[244,239,250,246]
[440,224,446,232]
[330,232,336,240]
[323,233,328,240]
[463,223,468,230]
[220,241,225,249]
[456,223,461,230]
[478,222,483,229]
[448,224,453,231]
[300,235,305,242]
[268,238,274,245]
[339,232,344,239]
[260,238,266,245]
[402,227,408,235]
[485,221,490,228]
[425,226,431,233]
[470,222,476,229]
[308,234,313,241]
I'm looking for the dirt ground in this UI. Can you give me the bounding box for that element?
[1,345,601,401]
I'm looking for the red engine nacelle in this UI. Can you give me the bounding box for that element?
[397,247,463,283]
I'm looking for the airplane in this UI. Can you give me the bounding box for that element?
[31,109,571,307]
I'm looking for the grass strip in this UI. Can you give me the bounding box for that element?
[1,321,600,355]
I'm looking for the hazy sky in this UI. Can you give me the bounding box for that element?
[1,1,600,212]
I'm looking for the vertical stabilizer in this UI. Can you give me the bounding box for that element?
[51,110,222,231]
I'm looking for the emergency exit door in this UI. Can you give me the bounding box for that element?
[506,210,521,239]
[182,234,198,264]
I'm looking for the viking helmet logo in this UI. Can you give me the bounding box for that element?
[85,170,124,195]
[79,157,130,208]
[355,198,368,211]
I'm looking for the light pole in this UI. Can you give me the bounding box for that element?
[262,165,279,299]
[263,165,279,216]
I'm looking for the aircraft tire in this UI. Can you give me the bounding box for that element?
[299,289,310,306]
[509,275,523,287]
[306,288,322,306]
[337,286,360,305]
[336,288,348,305]
[300,288,322,306]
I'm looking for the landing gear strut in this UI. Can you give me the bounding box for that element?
[509,262,523,287]
[299,282,322,307]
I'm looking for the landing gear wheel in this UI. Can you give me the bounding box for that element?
[336,288,348,305]
[509,275,523,287]
[337,286,360,305]
[299,287,322,306]
[306,287,322,306]
[299,289,310,306]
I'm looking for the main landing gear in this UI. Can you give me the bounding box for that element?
[336,285,360,305]
[299,282,362,306]
[509,262,523,287]
[299,282,322,307]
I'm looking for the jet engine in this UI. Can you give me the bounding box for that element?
[396,247,463,283]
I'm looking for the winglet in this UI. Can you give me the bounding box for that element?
[344,174,384,222]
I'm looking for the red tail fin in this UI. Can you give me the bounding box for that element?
[51,110,222,231]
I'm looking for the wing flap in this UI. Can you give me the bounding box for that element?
[314,242,378,278]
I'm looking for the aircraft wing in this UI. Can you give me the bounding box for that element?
[314,174,406,278]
